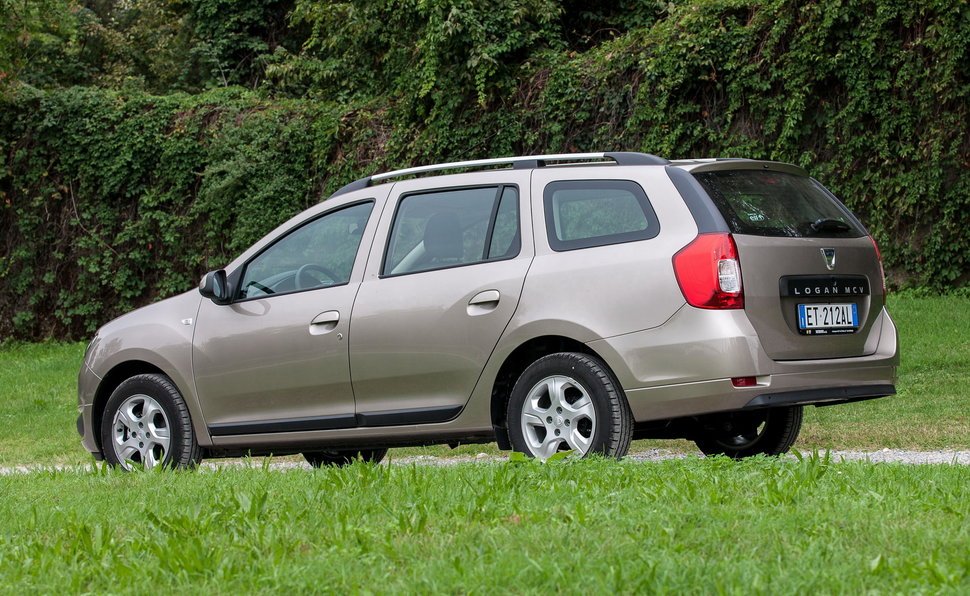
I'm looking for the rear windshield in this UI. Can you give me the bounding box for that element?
[693,170,865,238]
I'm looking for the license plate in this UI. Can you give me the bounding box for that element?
[797,303,858,335]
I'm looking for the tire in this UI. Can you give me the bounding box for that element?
[694,406,803,458]
[507,352,632,460]
[303,448,388,467]
[100,373,202,470]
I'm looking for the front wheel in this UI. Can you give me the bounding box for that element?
[100,373,202,470]
[303,448,388,467]
[693,406,803,458]
[507,352,632,460]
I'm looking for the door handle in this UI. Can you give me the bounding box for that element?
[467,290,500,315]
[309,310,340,334]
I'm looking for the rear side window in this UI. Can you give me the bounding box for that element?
[694,170,864,238]
[384,185,520,276]
[544,180,659,251]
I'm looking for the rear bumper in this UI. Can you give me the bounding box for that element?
[589,304,898,422]
[742,383,895,409]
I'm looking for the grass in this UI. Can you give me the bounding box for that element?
[0,295,967,593]
[1,454,968,594]
[0,295,967,465]
[800,294,970,450]
[0,341,87,466]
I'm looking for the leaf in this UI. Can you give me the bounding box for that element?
[546,450,576,463]
[506,451,530,464]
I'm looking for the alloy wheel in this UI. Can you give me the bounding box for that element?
[520,375,597,459]
[110,393,171,469]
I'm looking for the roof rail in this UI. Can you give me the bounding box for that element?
[330,151,669,197]
[668,157,753,164]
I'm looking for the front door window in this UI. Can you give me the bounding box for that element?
[239,202,373,299]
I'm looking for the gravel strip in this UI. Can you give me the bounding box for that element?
[4,448,969,474]
[824,449,970,465]
[388,448,970,466]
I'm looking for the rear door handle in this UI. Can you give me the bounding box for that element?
[467,290,500,315]
[309,310,340,334]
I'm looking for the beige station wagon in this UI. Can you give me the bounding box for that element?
[77,152,899,468]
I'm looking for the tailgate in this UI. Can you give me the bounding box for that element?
[735,235,884,360]
[690,164,886,361]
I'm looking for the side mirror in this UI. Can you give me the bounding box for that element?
[199,270,230,304]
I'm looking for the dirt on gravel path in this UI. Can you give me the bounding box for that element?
[3,448,969,474]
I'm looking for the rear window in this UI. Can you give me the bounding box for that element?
[694,170,865,238]
[544,180,659,251]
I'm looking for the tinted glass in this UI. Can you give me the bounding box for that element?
[694,170,864,238]
[385,186,519,276]
[239,202,373,299]
[487,187,520,259]
[544,180,659,251]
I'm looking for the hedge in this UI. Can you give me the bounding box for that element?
[1,0,967,340]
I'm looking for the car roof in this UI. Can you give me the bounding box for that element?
[329,152,669,198]
[327,152,809,200]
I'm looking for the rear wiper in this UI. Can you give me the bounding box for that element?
[809,218,851,233]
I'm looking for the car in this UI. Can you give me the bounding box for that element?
[77,152,899,469]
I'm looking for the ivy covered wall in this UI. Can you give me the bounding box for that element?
[1,0,967,340]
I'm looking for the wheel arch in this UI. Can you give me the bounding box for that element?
[489,335,618,449]
[91,361,167,455]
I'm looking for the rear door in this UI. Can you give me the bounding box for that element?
[690,163,885,360]
[348,171,533,423]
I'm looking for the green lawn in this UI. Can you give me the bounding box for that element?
[799,294,970,450]
[0,294,967,465]
[0,341,87,465]
[1,455,968,594]
[0,295,967,593]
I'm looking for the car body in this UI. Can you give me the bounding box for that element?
[77,152,898,467]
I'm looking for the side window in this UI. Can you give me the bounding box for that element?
[238,201,374,299]
[384,185,520,276]
[487,187,520,259]
[544,180,659,251]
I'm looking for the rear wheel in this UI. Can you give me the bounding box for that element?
[507,352,632,460]
[694,406,803,458]
[101,374,202,470]
[303,448,388,467]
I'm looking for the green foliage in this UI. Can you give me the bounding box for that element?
[1,1,299,93]
[0,86,346,339]
[283,0,564,104]
[0,0,81,86]
[275,0,970,290]
[182,0,297,89]
[1,1,968,340]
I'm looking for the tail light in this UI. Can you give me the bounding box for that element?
[870,236,887,296]
[672,233,744,309]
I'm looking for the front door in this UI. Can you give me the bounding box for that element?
[192,201,375,435]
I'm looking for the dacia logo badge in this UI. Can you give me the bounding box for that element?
[821,248,836,270]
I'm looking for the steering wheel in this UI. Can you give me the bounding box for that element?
[295,264,340,290]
